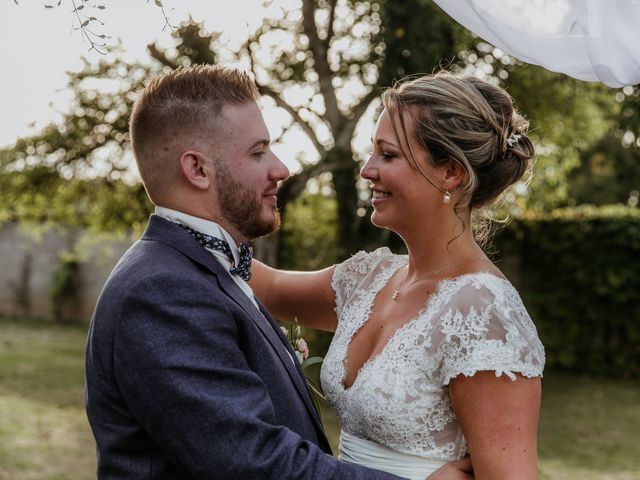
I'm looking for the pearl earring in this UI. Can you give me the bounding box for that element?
[443,191,451,204]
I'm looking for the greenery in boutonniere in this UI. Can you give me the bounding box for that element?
[281,319,327,415]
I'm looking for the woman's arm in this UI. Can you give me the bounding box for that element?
[250,259,338,332]
[449,372,542,480]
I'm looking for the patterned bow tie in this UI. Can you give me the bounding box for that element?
[180,225,253,281]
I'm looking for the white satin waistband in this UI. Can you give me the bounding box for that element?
[339,430,446,480]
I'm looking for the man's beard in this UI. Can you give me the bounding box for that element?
[215,161,281,240]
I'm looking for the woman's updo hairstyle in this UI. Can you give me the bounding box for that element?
[381,71,535,243]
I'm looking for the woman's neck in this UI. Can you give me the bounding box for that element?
[399,218,485,279]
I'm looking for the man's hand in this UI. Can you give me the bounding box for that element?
[426,457,473,480]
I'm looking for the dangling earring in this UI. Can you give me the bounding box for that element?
[443,190,451,204]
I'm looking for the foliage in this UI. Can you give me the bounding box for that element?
[495,205,640,378]
[3,0,640,263]
[376,0,471,86]
[508,68,614,212]
[0,54,154,233]
[49,252,79,323]
[1,0,474,262]
[459,44,620,213]
[12,0,174,54]
[568,85,640,206]
[280,183,340,270]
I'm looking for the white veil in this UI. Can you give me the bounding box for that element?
[433,0,640,87]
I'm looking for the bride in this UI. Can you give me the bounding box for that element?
[251,71,545,480]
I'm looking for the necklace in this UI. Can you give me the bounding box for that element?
[391,257,490,301]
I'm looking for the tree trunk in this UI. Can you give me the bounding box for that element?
[333,158,363,260]
[253,232,280,267]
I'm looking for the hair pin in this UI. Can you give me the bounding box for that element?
[506,133,521,147]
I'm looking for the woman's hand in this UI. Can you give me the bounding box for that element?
[427,457,473,480]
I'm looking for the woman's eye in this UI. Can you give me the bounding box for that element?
[381,152,395,160]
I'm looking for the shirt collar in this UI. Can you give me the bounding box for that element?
[154,206,240,266]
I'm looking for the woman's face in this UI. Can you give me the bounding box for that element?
[360,108,443,233]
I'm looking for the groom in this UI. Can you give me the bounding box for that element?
[85,64,471,479]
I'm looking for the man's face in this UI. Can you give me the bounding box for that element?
[213,102,290,241]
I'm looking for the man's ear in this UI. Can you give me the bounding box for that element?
[179,150,211,190]
[442,159,467,191]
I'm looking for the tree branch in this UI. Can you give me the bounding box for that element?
[324,0,338,49]
[244,31,326,155]
[335,87,380,148]
[278,158,343,205]
[69,0,107,54]
[256,84,326,155]
[301,0,342,129]
[147,42,179,68]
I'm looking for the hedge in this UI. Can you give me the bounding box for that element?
[495,205,640,379]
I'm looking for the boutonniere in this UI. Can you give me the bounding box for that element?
[281,319,326,410]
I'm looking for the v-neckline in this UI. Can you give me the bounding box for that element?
[340,257,445,392]
[339,262,508,392]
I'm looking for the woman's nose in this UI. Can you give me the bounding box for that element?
[360,156,379,181]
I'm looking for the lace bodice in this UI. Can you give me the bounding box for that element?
[320,248,545,461]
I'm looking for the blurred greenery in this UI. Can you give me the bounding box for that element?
[4,0,637,261]
[495,205,640,378]
[1,316,639,479]
[1,0,639,478]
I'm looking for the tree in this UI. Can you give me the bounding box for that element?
[568,85,640,206]
[9,0,174,54]
[1,0,470,264]
[5,0,631,266]
[0,53,153,234]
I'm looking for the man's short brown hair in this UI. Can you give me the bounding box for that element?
[129,64,260,202]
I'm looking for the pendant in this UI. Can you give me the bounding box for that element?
[391,290,399,301]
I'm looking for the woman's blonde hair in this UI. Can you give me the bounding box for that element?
[381,71,535,244]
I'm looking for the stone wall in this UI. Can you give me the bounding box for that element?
[0,223,133,323]
[0,222,523,324]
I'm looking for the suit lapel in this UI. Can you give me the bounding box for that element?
[255,300,326,430]
[142,215,328,442]
[216,271,326,436]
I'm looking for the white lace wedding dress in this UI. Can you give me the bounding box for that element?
[320,248,545,480]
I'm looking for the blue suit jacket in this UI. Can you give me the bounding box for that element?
[85,215,402,479]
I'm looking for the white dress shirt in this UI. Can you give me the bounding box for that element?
[155,206,258,308]
[155,207,295,365]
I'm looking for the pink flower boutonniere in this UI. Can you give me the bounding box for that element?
[281,320,323,370]
[281,319,326,409]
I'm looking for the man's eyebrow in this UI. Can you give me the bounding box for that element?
[247,139,270,151]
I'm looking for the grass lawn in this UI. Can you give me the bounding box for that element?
[1,316,639,479]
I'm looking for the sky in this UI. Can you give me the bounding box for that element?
[0,1,271,148]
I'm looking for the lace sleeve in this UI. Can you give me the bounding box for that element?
[331,247,393,318]
[430,275,545,386]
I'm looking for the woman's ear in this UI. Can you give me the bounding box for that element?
[442,159,467,191]
[179,150,211,190]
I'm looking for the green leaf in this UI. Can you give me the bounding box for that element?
[301,356,323,370]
